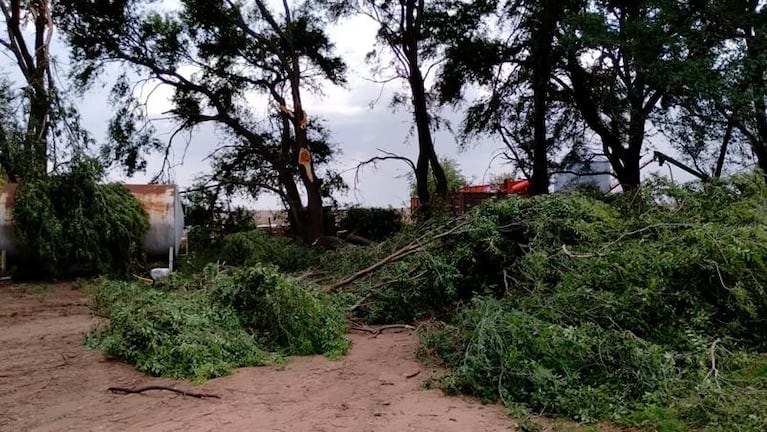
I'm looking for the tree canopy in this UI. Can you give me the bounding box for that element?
[0,0,761,240]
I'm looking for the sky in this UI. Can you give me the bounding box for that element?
[3,2,702,211]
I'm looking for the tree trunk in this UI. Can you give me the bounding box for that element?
[737,4,767,183]
[2,0,53,179]
[409,61,446,204]
[714,120,733,178]
[405,0,446,208]
[528,0,559,195]
[27,85,49,176]
[276,163,305,237]
[289,54,323,242]
[415,151,430,204]
[617,150,642,191]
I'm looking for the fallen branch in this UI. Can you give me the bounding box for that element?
[330,244,422,291]
[338,231,374,246]
[562,223,695,259]
[405,370,421,379]
[349,270,429,312]
[349,293,373,312]
[329,222,469,291]
[108,386,220,399]
[133,274,154,284]
[350,323,416,336]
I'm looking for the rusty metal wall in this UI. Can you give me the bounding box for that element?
[0,183,184,258]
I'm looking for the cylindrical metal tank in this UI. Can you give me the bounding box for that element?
[0,183,185,258]
[551,155,613,193]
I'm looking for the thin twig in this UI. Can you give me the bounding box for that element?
[107,386,221,399]
[713,263,730,291]
[562,224,694,259]
[704,338,722,390]
[405,370,421,379]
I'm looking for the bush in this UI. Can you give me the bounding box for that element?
[13,159,149,278]
[85,264,349,381]
[339,207,404,241]
[220,230,320,273]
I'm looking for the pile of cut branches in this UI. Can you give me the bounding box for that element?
[321,171,767,431]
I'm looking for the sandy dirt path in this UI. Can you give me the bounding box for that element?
[0,283,515,432]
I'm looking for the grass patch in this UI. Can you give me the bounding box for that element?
[22,284,50,295]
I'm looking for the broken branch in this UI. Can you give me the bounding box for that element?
[329,222,469,291]
[107,386,221,399]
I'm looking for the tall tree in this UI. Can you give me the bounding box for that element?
[527,1,568,194]
[324,0,453,209]
[437,0,585,195]
[704,0,767,179]
[57,0,347,242]
[558,0,715,190]
[0,0,87,180]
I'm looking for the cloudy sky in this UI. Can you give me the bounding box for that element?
[4,2,696,210]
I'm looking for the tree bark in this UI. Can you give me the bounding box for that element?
[714,120,733,178]
[284,2,324,243]
[0,0,53,179]
[404,0,447,208]
[528,0,560,195]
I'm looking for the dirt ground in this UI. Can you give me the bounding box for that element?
[0,283,516,432]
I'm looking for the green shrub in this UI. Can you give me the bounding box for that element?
[13,158,149,278]
[85,264,349,381]
[339,207,404,241]
[220,230,320,273]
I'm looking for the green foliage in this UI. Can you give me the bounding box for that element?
[409,157,468,197]
[85,279,275,382]
[85,264,349,381]
[339,207,404,241]
[319,171,767,430]
[412,172,767,430]
[209,265,350,357]
[12,159,149,278]
[220,230,321,273]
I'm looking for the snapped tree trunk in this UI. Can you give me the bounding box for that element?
[289,49,324,243]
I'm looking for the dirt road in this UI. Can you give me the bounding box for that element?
[0,283,514,432]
